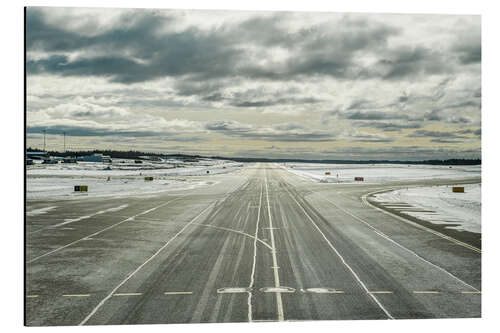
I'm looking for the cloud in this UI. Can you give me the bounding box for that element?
[354,121,421,131]
[205,120,336,142]
[407,130,469,139]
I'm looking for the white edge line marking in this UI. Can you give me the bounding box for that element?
[78,202,215,326]
[362,190,481,253]
[265,172,284,322]
[280,184,394,320]
[28,196,186,263]
[248,181,263,322]
[325,196,480,292]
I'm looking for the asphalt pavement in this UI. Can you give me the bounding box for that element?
[25,163,481,325]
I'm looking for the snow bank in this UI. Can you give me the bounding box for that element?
[281,163,480,184]
[371,184,481,233]
[27,176,214,201]
[26,158,243,200]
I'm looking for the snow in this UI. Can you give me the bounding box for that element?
[26,158,243,200]
[281,163,480,184]
[371,184,481,233]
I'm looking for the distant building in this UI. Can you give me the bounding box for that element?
[78,153,112,163]
[63,157,77,163]
[26,151,49,160]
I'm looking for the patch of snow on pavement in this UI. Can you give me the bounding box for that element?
[372,184,481,233]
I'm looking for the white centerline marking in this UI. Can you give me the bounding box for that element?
[265,172,285,322]
[79,202,215,326]
[113,293,142,296]
[63,294,90,297]
[248,182,263,322]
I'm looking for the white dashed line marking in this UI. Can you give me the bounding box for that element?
[413,291,440,294]
[164,291,193,295]
[218,287,250,294]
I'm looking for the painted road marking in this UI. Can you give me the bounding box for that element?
[191,223,272,250]
[362,190,481,254]
[265,174,285,321]
[63,294,91,297]
[248,182,264,322]
[29,196,187,263]
[113,293,142,296]
[302,288,344,294]
[218,287,251,294]
[461,291,481,294]
[413,291,440,294]
[79,202,215,326]
[260,287,296,293]
[164,291,193,295]
[26,295,39,298]
[326,195,481,293]
[280,184,394,320]
[369,291,394,294]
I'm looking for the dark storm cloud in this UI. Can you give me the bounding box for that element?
[27,125,204,141]
[372,46,452,80]
[231,97,321,108]
[407,130,468,139]
[346,111,409,121]
[354,121,421,131]
[205,120,336,142]
[26,9,415,85]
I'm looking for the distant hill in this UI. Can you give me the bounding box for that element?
[26,148,481,165]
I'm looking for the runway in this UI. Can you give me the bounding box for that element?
[25,163,481,325]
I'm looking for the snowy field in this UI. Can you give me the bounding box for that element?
[281,163,481,184]
[27,158,243,200]
[371,184,481,233]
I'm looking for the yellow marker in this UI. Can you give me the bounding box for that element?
[26,295,39,298]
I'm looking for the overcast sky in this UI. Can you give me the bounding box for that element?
[26,7,481,160]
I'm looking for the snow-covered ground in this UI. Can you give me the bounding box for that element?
[27,158,243,200]
[371,184,481,233]
[281,163,480,184]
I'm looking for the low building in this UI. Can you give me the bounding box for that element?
[78,153,112,163]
